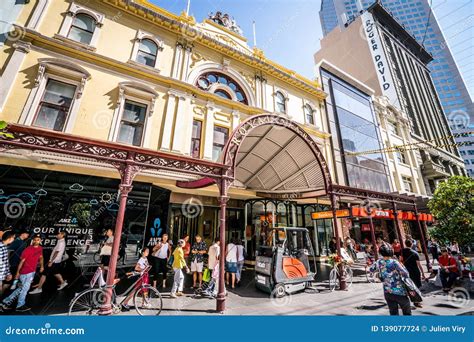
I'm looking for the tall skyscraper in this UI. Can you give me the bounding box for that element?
[319,0,474,177]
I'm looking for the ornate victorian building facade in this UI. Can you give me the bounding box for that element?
[0,0,333,256]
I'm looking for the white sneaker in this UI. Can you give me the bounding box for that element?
[142,302,152,308]
[170,293,177,298]
[58,282,68,290]
[29,288,42,294]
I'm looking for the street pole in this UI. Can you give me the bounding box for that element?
[217,179,228,313]
[101,154,138,315]
[330,192,346,290]
[413,203,431,270]
[366,200,378,260]
[392,201,404,249]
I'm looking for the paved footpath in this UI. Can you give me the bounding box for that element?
[122,263,473,316]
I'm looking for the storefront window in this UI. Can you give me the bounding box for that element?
[0,166,170,269]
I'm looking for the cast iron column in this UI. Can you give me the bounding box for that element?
[366,200,378,260]
[101,156,138,314]
[392,201,405,249]
[217,179,229,313]
[413,203,431,270]
[330,192,346,290]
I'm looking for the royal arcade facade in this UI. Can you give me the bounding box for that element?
[0,0,436,311]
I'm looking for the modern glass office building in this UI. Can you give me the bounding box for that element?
[321,68,391,193]
[319,0,474,177]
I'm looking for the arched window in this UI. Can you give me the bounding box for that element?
[304,104,315,125]
[275,91,286,113]
[195,71,248,105]
[68,13,96,45]
[137,39,158,67]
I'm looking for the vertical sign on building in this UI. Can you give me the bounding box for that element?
[361,12,400,109]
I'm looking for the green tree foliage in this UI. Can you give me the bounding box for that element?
[0,121,14,139]
[427,176,474,247]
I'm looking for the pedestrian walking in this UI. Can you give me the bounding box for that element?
[428,239,440,263]
[391,239,401,260]
[190,235,207,289]
[370,244,412,316]
[30,231,67,294]
[438,247,459,292]
[207,237,220,275]
[8,230,30,276]
[0,231,15,296]
[225,239,239,289]
[151,233,171,289]
[401,239,425,308]
[236,240,245,285]
[99,228,114,270]
[0,235,44,312]
[170,239,189,298]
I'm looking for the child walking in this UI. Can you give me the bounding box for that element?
[170,239,189,298]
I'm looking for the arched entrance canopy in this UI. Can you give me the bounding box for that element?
[222,114,332,194]
[178,114,333,196]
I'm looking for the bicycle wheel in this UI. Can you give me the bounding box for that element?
[93,252,101,265]
[134,285,162,316]
[329,268,338,292]
[69,288,108,316]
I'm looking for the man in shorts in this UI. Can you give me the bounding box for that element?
[30,231,67,294]
[190,235,207,288]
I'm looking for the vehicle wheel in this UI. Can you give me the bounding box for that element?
[69,288,108,316]
[134,285,163,316]
[329,268,338,292]
[272,283,286,298]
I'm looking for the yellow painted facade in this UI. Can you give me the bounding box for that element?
[0,0,335,212]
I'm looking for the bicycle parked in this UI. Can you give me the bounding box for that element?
[69,266,162,316]
[328,253,353,291]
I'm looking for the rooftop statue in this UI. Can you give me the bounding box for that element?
[208,11,243,36]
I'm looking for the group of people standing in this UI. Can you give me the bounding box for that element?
[148,234,245,298]
[0,228,68,313]
[368,236,462,316]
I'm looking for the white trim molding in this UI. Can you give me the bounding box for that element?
[273,87,289,115]
[27,0,50,30]
[57,2,105,49]
[19,58,91,133]
[0,41,31,111]
[186,62,256,107]
[109,81,158,148]
[129,29,164,71]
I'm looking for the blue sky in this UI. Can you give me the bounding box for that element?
[150,0,473,98]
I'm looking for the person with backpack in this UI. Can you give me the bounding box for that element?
[370,244,412,315]
[438,247,459,292]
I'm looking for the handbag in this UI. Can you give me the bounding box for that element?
[202,268,211,282]
[401,276,423,302]
[167,254,174,267]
